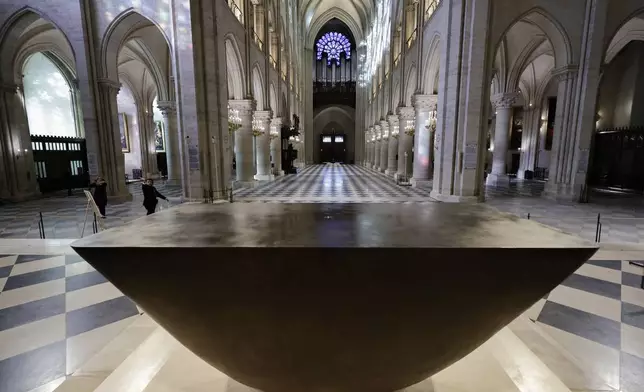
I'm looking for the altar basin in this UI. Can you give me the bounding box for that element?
[72,202,597,392]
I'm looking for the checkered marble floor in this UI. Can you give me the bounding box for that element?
[0,182,183,240]
[234,164,434,203]
[0,250,141,392]
[487,181,644,244]
[0,241,643,392]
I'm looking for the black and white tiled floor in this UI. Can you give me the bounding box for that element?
[0,251,140,392]
[0,182,183,239]
[486,180,644,244]
[0,246,643,392]
[234,164,434,203]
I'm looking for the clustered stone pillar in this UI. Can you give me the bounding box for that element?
[487,92,519,186]
[137,106,157,179]
[411,94,437,187]
[517,106,540,179]
[386,114,399,176]
[270,117,283,175]
[373,124,382,170]
[396,106,415,180]
[253,110,273,181]
[229,99,255,182]
[0,83,38,199]
[379,120,389,172]
[96,79,130,199]
[366,127,374,167]
[157,101,181,184]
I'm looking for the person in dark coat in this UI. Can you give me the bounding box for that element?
[142,179,167,215]
[89,176,107,218]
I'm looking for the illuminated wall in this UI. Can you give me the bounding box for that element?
[23,53,76,138]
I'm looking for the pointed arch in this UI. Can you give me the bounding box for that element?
[251,64,265,110]
[225,35,245,100]
[494,7,572,69]
[269,82,278,113]
[99,8,171,83]
[392,80,401,110]
[404,64,417,107]
[0,7,75,84]
[421,33,441,94]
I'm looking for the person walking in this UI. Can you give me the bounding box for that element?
[142,178,168,215]
[89,176,108,218]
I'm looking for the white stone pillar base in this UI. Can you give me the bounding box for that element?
[430,190,480,203]
[486,173,509,187]
[410,178,432,188]
[385,169,396,176]
[254,174,275,181]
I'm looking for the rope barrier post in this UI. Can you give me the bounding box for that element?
[595,213,602,243]
[527,213,530,220]
[38,212,45,239]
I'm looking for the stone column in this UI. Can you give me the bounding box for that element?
[0,83,38,199]
[411,94,437,187]
[396,106,415,180]
[486,93,519,186]
[96,79,130,199]
[517,106,540,179]
[366,127,374,167]
[254,110,273,181]
[546,0,608,201]
[270,117,283,175]
[379,120,389,172]
[373,124,382,170]
[386,115,399,176]
[229,99,255,182]
[136,106,157,179]
[157,101,181,183]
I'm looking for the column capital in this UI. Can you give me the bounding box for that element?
[551,65,578,83]
[253,110,273,121]
[97,78,121,92]
[270,117,283,127]
[387,114,399,125]
[412,94,438,111]
[491,92,520,109]
[229,99,256,116]
[397,106,415,120]
[380,120,390,139]
[157,100,176,115]
[0,83,18,94]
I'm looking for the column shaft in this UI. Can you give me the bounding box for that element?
[379,120,389,172]
[230,100,255,182]
[386,115,399,176]
[397,107,415,180]
[96,80,130,199]
[411,94,437,186]
[270,117,283,175]
[0,84,38,199]
[254,110,273,181]
[158,101,181,183]
[374,125,382,170]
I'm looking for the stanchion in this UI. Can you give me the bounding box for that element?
[527,213,531,220]
[37,212,45,239]
[595,213,602,243]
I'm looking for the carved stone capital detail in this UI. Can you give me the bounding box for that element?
[229,99,256,116]
[551,65,578,83]
[412,94,438,111]
[491,92,520,110]
[271,117,283,127]
[157,100,176,115]
[253,110,273,122]
[397,106,415,120]
[387,114,399,126]
[0,83,18,94]
[97,78,121,92]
